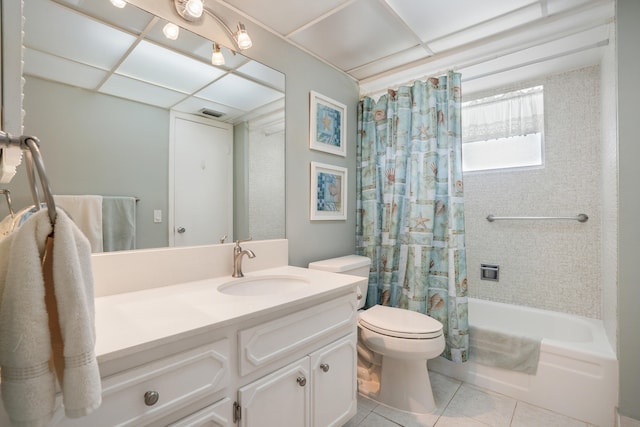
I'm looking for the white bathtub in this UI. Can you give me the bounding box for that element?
[429,298,618,427]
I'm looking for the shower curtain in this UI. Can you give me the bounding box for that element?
[356,72,469,362]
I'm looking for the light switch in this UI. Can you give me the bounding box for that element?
[153,209,162,223]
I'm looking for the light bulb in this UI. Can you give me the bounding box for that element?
[211,44,225,66]
[235,23,252,50]
[184,0,204,19]
[163,22,180,40]
[110,0,126,8]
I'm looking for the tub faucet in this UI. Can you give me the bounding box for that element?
[232,238,256,278]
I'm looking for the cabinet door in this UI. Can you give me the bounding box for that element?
[310,333,357,427]
[238,358,310,427]
[168,397,233,427]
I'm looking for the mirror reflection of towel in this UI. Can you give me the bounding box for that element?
[54,195,103,253]
[102,196,136,252]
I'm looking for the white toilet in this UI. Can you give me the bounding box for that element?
[308,255,445,414]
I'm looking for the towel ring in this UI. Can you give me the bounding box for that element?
[0,132,57,226]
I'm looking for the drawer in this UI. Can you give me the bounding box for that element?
[52,338,230,427]
[238,294,356,376]
[168,397,233,427]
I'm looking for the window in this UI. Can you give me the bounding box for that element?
[461,86,544,172]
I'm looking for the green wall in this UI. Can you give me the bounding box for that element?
[617,0,640,420]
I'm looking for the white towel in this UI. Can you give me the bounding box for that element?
[54,195,103,253]
[0,208,101,426]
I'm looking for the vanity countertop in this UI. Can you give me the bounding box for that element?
[94,265,364,363]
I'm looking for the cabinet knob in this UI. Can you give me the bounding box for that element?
[320,363,330,373]
[296,376,306,386]
[144,390,160,406]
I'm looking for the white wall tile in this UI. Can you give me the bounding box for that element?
[463,65,602,318]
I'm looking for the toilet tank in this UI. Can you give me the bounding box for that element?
[308,255,371,309]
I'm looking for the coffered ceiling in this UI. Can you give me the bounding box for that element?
[220,0,614,95]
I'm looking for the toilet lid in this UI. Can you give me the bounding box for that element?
[358,305,443,339]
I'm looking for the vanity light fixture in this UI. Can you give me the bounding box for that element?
[174,0,204,21]
[235,23,252,50]
[163,22,180,40]
[170,0,253,52]
[211,42,225,66]
[110,0,127,8]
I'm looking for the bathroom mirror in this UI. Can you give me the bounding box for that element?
[3,0,285,250]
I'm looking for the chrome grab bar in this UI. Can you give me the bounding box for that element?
[486,213,588,223]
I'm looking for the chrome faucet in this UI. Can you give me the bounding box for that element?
[232,238,256,278]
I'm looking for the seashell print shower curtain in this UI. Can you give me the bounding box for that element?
[356,72,469,362]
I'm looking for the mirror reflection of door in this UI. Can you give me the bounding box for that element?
[170,112,233,247]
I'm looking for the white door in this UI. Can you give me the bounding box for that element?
[170,112,233,247]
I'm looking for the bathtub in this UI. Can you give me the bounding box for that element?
[429,298,618,427]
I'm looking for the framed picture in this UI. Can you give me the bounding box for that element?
[310,162,347,221]
[309,91,346,157]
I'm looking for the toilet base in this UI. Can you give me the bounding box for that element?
[376,356,436,414]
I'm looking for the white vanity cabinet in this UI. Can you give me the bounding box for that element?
[236,334,356,427]
[12,259,364,427]
[234,294,358,427]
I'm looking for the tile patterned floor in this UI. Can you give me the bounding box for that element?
[343,371,597,427]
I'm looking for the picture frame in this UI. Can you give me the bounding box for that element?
[310,162,347,221]
[309,91,346,157]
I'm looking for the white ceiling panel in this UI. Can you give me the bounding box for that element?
[24,48,108,90]
[224,0,350,35]
[25,0,136,70]
[427,4,543,53]
[290,0,422,71]
[100,74,189,109]
[386,0,538,43]
[195,74,284,112]
[53,0,154,34]
[236,61,286,92]
[115,40,227,94]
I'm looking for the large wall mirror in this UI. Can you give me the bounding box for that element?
[1,0,285,250]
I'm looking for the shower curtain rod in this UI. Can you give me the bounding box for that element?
[487,213,589,223]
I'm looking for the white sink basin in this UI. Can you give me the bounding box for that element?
[218,275,311,296]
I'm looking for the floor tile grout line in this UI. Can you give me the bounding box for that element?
[509,400,520,427]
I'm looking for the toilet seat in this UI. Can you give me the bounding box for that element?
[359,305,443,339]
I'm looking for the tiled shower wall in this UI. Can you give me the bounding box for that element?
[463,65,602,319]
